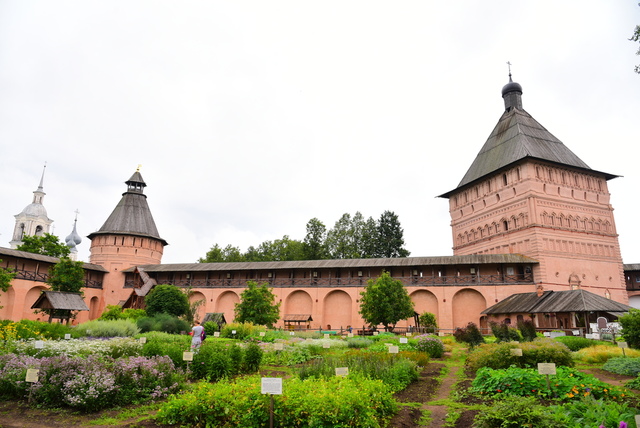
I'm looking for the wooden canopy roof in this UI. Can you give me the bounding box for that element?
[30,291,89,311]
[482,289,631,315]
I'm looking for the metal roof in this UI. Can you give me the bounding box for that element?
[30,291,89,311]
[0,246,109,272]
[440,97,617,198]
[482,289,631,315]
[122,254,538,273]
[624,264,640,271]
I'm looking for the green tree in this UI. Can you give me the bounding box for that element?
[359,271,414,331]
[144,284,190,317]
[619,309,640,349]
[198,244,245,263]
[418,311,438,333]
[17,233,70,258]
[376,211,410,258]
[0,260,16,309]
[244,236,305,262]
[234,281,281,328]
[47,257,85,294]
[303,218,328,260]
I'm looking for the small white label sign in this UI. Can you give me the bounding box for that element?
[538,363,556,375]
[618,342,628,349]
[261,377,282,395]
[347,333,354,338]
[335,367,349,377]
[26,369,39,383]
[260,332,266,337]
[290,332,295,336]
[35,340,44,349]
[399,338,408,344]
[232,330,237,335]
[214,332,220,337]
[274,343,284,351]
[64,334,71,340]
[323,342,330,349]
[510,348,523,356]
[388,345,399,354]
[324,334,329,339]
[183,351,194,361]
[139,337,147,344]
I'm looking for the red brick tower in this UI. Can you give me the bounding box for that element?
[440,77,627,303]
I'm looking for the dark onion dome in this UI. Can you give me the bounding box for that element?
[501,79,522,97]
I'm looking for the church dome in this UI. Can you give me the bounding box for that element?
[21,202,48,218]
[501,80,522,97]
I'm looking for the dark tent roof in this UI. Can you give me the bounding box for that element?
[440,81,617,198]
[202,313,226,325]
[482,289,631,315]
[30,291,89,311]
[87,171,167,246]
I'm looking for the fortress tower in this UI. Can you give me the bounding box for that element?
[440,76,626,303]
[88,169,167,307]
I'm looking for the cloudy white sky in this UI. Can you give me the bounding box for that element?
[1,1,639,265]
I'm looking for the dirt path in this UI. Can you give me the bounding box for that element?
[423,364,459,428]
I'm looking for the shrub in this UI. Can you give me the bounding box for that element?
[74,319,140,337]
[14,337,143,358]
[156,375,397,427]
[619,309,640,349]
[603,357,640,377]
[517,319,538,342]
[202,321,219,336]
[554,336,605,351]
[346,337,373,348]
[547,396,638,427]
[473,396,562,428]
[471,365,628,401]
[141,334,190,369]
[573,344,640,364]
[466,338,573,372]
[191,343,231,381]
[490,321,521,343]
[137,313,190,334]
[145,284,189,317]
[220,322,256,340]
[453,322,485,349]
[413,335,445,358]
[243,341,263,373]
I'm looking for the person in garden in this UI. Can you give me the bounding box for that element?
[191,320,204,350]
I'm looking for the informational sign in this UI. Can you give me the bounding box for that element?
[290,332,295,336]
[635,415,640,426]
[388,346,399,354]
[214,332,220,337]
[335,367,349,377]
[64,334,71,340]
[510,348,523,356]
[384,343,392,347]
[399,338,408,344]
[260,332,266,337]
[347,333,354,338]
[232,330,237,335]
[322,342,330,349]
[537,363,556,375]
[261,377,282,395]
[139,337,147,344]
[183,351,194,361]
[274,343,284,351]
[373,331,379,336]
[35,340,44,349]
[572,330,580,336]
[25,369,39,383]
[324,334,329,339]
[406,333,412,337]
[618,342,628,349]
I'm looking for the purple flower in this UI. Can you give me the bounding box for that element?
[619,422,628,428]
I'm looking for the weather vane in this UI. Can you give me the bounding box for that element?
[136,164,142,172]
[507,61,512,79]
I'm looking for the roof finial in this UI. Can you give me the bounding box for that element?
[38,161,47,191]
[506,61,513,82]
[137,164,142,172]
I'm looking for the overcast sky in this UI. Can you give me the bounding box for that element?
[1,1,639,265]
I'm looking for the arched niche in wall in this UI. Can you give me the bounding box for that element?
[451,288,487,330]
[322,290,352,331]
[216,291,240,324]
